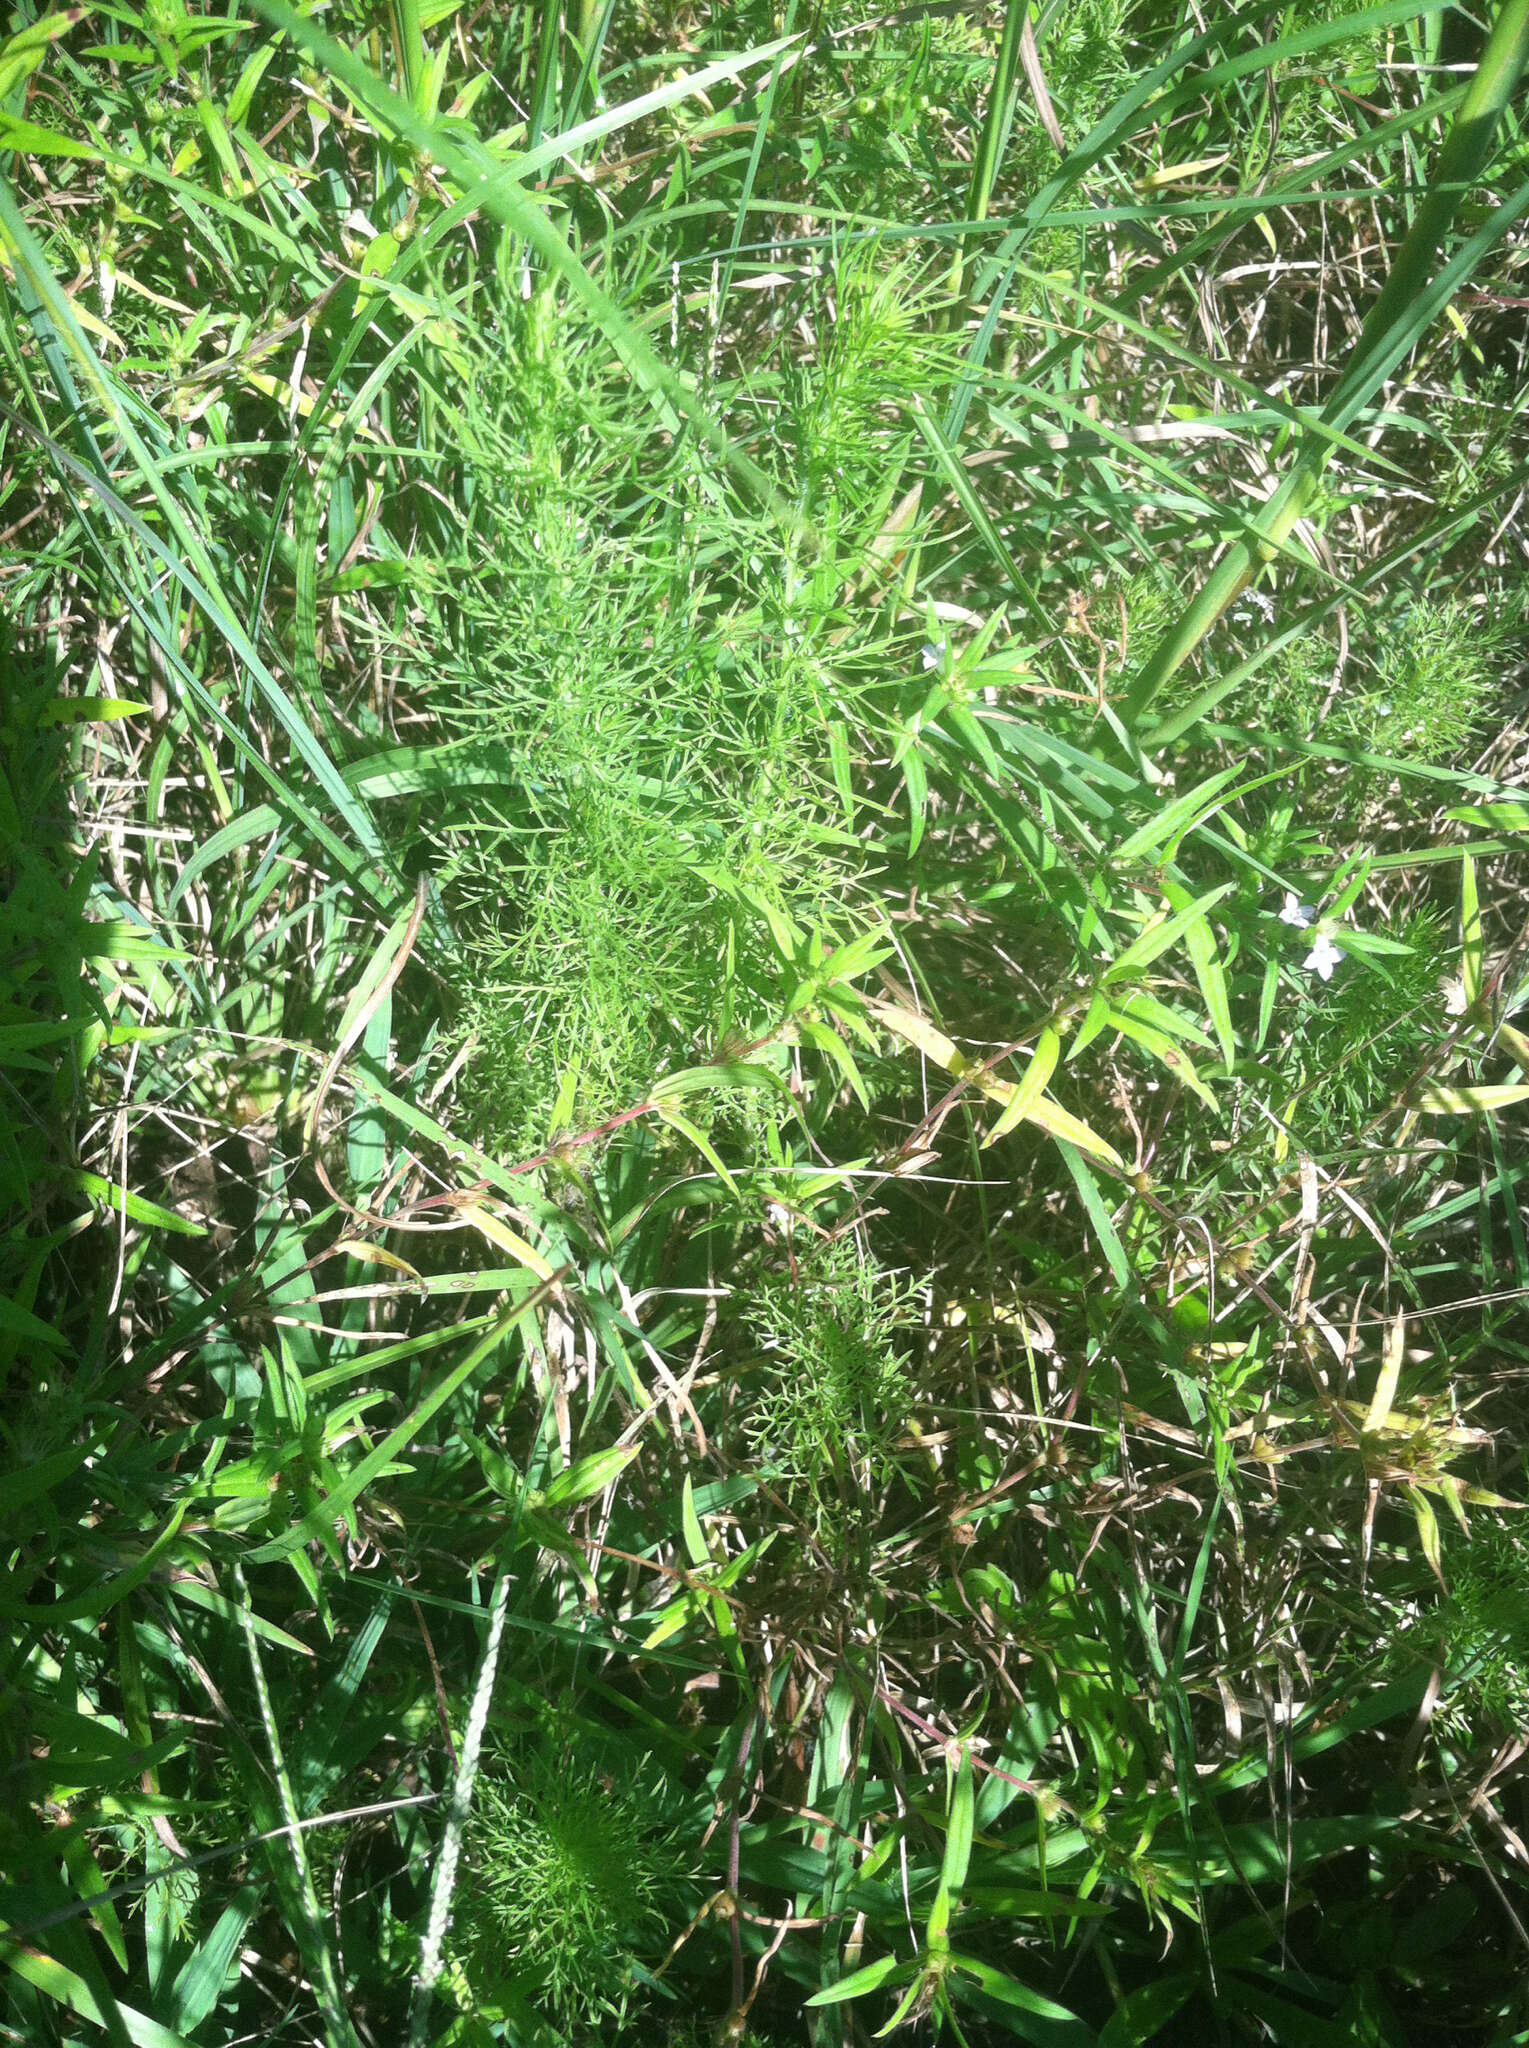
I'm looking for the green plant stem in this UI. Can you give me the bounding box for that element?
[234,1563,361,2048]
[527,0,564,156]
[392,0,423,102]
[951,0,1028,310]
[408,1555,516,2048]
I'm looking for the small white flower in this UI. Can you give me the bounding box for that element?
[921,640,946,672]
[1303,934,1344,981]
[766,1202,792,1230]
[1279,892,1316,930]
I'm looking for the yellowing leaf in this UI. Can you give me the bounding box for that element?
[868,997,961,1071]
[1138,153,1228,191]
[1106,1005,1218,1110]
[457,1203,558,1281]
[870,1001,1123,1167]
[1363,1310,1406,1435]
[984,1026,1061,1147]
[1412,1082,1529,1115]
[1403,1483,1446,1592]
[1460,853,1483,1010]
[331,1240,424,1284]
[1018,1093,1124,1169]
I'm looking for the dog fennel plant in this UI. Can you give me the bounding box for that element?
[743,1236,918,1534]
[447,1746,685,2035]
[375,270,920,1155]
[1432,1526,1529,1742]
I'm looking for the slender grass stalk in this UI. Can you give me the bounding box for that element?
[389,0,424,103]
[233,1563,360,2048]
[951,0,1029,309]
[407,1555,517,2048]
[577,0,605,58]
[527,0,564,157]
[565,0,617,126]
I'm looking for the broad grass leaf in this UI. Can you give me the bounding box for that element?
[291,1597,395,1810]
[681,1475,709,1569]
[541,1444,640,1510]
[0,1295,69,1346]
[962,1887,1109,1919]
[1111,767,1242,865]
[653,1103,740,1192]
[1447,799,1529,832]
[797,1015,872,1110]
[926,1879,952,1950]
[1096,1974,1198,2048]
[244,1282,559,1564]
[1159,876,1236,1067]
[166,805,280,916]
[0,1442,86,1512]
[1105,883,1236,982]
[949,1954,1098,2046]
[2,1944,199,2048]
[1403,1482,1447,1591]
[891,722,929,854]
[1411,1081,1529,1114]
[36,695,147,725]
[0,9,79,100]
[1058,1141,1132,1289]
[169,1884,261,2034]
[941,1746,975,1895]
[801,1948,910,2011]
[984,1025,1062,1147]
[1105,1006,1218,1110]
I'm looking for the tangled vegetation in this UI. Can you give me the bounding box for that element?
[4,1,1529,2044]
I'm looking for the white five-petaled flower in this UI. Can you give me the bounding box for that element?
[1303,934,1344,982]
[921,640,947,672]
[1279,892,1316,930]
